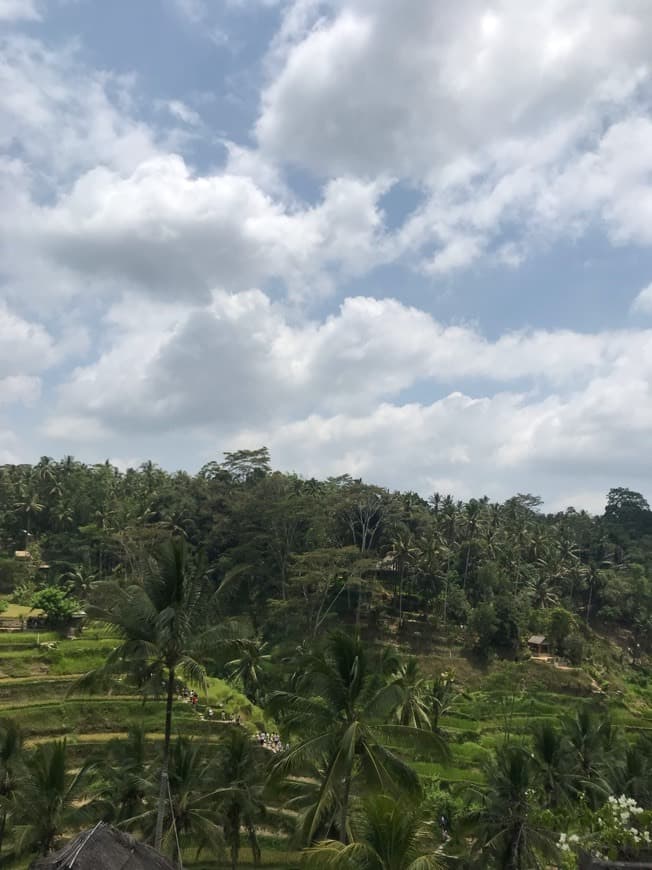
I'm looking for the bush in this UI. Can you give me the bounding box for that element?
[564,632,584,666]
[30,586,81,623]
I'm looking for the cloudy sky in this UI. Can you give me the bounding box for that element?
[2,0,652,510]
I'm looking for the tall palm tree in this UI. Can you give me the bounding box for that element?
[0,719,23,858]
[126,737,223,867]
[268,632,447,845]
[465,745,556,870]
[531,722,573,809]
[389,533,417,628]
[563,708,621,806]
[80,537,225,851]
[389,658,430,729]
[212,728,268,869]
[302,794,443,869]
[16,739,91,857]
[225,640,272,705]
[91,726,150,825]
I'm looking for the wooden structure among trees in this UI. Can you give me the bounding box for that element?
[527,634,550,654]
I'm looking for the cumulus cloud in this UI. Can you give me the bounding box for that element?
[257,0,652,272]
[0,0,40,21]
[632,283,652,314]
[5,155,389,305]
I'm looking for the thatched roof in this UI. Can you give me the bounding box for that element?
[30,823,176,870]
[528,635,547,645]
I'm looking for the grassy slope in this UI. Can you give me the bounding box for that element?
[1,624,649,868]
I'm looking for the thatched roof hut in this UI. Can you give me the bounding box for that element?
[30,823,176,870]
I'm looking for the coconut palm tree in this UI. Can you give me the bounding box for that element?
[531,722,573,809]
[389,658,430,729]
[268,632,448,845]
[211,728,269,869]
[302,794,443,869]
[0,719,24,858]
[225,640,272,705]
[465,744,556,870]
[16,739,91,856]
[80,536,240,851]
[563,708,621,806]
[127,737,224,866]
[91,726,150,825]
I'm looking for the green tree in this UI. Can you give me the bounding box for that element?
[302,794,443,869]
[466,745,556,870]
[16,739,91,856]
[81,537,221,851]
[268,632,447,844]
[31,586,81,623]
[212,728,269,870]
[91,726,150,825]
[0,719,23,859]
[225,640,271,705]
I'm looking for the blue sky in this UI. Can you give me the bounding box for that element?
[2,0,652,511]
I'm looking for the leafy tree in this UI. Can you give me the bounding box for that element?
[465,744,557,870]
[225,640,272,705]
[81,537,221,851]
[0,719,23,858]
[212,728,269,870]
[31,586,81,623]
[302,794,443,869]
[90,726,149,825]
[268,632,448,844]
[16,739,91,856]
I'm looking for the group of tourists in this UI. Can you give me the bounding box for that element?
[256,731,288,753]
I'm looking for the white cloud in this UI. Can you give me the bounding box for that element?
[164,99,201,126]
[257,0,652,273]
[5,155,388,305]
[0,0,40,21]
[632,282,652,314]
[0,303,58,377]
[0,375,40,406]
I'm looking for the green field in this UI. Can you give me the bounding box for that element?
[1,624,650,868]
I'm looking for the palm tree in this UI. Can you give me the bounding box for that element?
[125,736,224,866]
[465,744,556,870]
[389,658,430,729]
[427,672,461,733]
[268,632,447,845]
[91,726,150,825]
[0,719,23,858]
[225,640,271,705]
[390,533,417,629]
[212,728,268,869]
[81,537,220,851]
[302,794,443,869]
[16,739,91,856]
[563,708,621,806]
[531,722,573,809]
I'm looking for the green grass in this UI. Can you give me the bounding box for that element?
[0,602,44,618]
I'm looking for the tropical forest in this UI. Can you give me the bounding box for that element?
[0,451,650,868]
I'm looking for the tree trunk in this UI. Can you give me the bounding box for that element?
[339,771,351,844]
[247,824,261,867]
[155,664,175,852]
[398,568,404,629]
[230,807,240,870]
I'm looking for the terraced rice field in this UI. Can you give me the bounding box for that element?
[0,629,297,868]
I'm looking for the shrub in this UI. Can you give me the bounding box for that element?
[31,587,81,623]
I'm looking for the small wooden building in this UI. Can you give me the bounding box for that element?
[528,634,550,655]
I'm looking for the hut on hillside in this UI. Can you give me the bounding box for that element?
[527,635,550,655]
[30,823,176,870]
